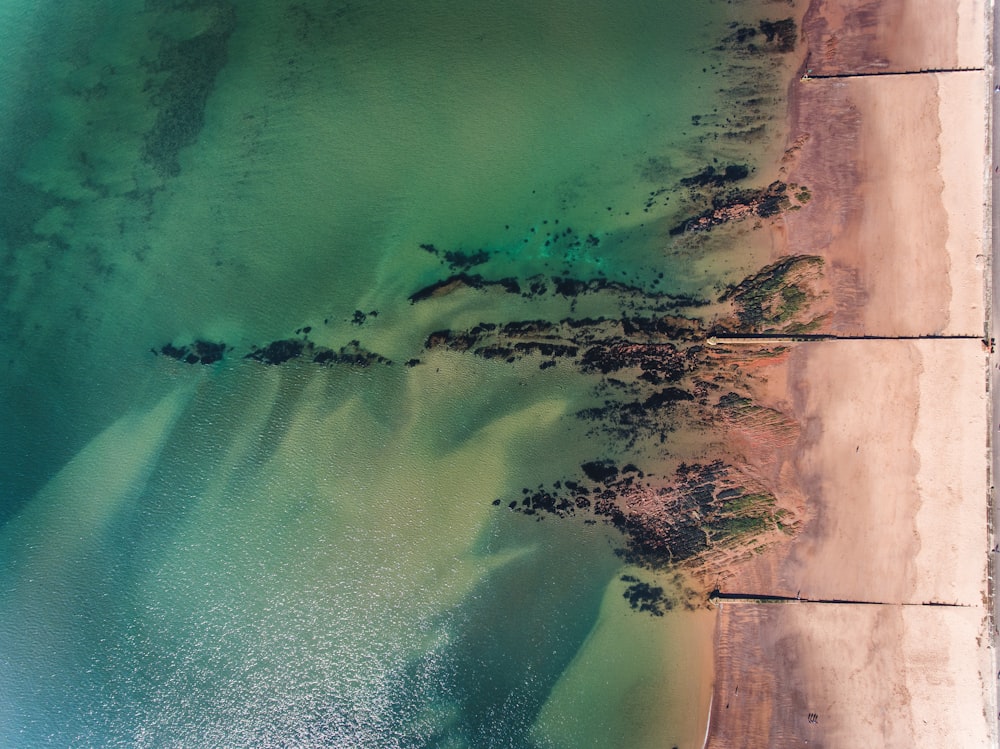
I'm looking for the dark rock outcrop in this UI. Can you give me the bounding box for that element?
[155,339,229,365]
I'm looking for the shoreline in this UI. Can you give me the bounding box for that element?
[705,0,995,745]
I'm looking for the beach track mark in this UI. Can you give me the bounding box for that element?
[803,67,984,81]
[708,590,971,607]
[706,333,985,346]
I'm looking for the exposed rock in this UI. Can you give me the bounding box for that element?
[245,339,305,365]
[670,180,798,235]
[717,255,828,333]
[505,459,794,570]
[156,339,229,365]
[246,338,392,367]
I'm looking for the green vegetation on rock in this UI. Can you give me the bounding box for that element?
[719,254,825,332]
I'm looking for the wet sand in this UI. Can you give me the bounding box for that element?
[706,1,995,745]
[709,603,993,748]
[800,0,984,75]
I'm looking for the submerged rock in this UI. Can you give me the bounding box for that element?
[581,459,619,484]
[721,17,797,54]
[759,18,797,53]
[409,273,520,302]
[680,164,750,188]
[419,242,491,270]
[621,577,671,616]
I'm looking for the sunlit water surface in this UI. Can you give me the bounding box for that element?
[0,1,784,745]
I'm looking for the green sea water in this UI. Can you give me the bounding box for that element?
[0,0,791,745]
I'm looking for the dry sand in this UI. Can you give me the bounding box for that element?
[719,339,988,606]
[781,72,985,336]
[705,0,995,745]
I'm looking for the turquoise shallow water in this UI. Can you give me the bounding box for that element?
[0,1,791,745]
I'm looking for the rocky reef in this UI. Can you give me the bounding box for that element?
[720,17,798,55]
[152,246,821,607]
[670,179,810,236]
[409,273,522,303]
[140,11,817,619]
[718,255,828,333]
[409,272,707,311]
[143,1,237,178]
[499,459,790,571]
[245,338,393,367]
[154,335,393,368]
[419,243,491,271]
[620,575,671,616]
[421,258,817,589]
[154,339,229,365]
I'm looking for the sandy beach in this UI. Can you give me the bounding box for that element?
[715,339,987,604]
[709,603,993,747]
[801,0,984,75]
[780,54,985,334]
[706,0,995,745]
